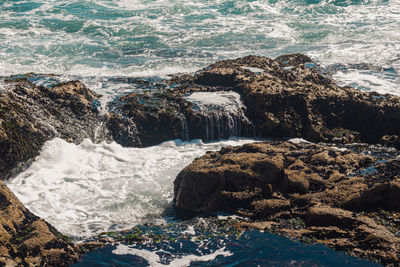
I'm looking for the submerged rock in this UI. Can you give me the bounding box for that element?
[174,141,400,265]
[0,181,79,266]
[0,78,110,179]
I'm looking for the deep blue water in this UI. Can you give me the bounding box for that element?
[72,221,381,266]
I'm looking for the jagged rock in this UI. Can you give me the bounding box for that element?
[380,135,400,150]
[171,54,400,148]
[344,181,400,211]
[106,114,140,147]
[0,78,110,179]
[105,54,400,150]
[108,90,254,146]
[107,92,191,146]
[0,181,79,266]
[174,141,400,265]
[4,54,400,265]
[174,141,372,214]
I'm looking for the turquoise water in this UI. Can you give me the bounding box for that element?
[1,1,397,265]
[1,0,399,94]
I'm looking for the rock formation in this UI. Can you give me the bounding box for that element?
[174,140,400,265]
[3,53,400,265]
[171,54,400,147]
[0,181,79,266]
[108,90,254,147]
[0,77,110,179]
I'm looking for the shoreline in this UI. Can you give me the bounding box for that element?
[1,54,400,265]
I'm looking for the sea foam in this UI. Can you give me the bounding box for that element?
[6,137,260,237]
[2,0,399,96]
[112,244,232,267]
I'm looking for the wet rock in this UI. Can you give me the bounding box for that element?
[107,91,192,147]
[107,54,400,150]
[0,78,110,179]
[0,181,79,266]
[106,114,140,147]
[174,141,400,265]
[108,90,254,146]
[380,135,400,149]
[171,54,400,148]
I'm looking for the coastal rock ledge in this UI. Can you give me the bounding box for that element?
[174,141,400,265]
[110,53,400,149]
[0,78,110,179]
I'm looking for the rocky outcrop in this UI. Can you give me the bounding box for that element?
[0,78,110,179]
[108,91,254,147]
[3,54,400,265]
[174,141,400,265]
[0,77,112,266]
[102,54,400,149]
[0,181,79,266]
[170,54,400,147]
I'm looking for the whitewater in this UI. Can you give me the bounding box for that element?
[0,0,399,94]
[6,137,261,237]
[1,0,398,265]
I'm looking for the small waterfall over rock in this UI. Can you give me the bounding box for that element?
[184,91,255,141]
[106,89,255,147]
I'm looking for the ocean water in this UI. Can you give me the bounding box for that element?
[2,0,396,265]
[0,0,399,95]
[6,137,262,238]
[73,222,379,267]
[6,137,382,266]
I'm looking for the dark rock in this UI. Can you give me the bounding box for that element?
[105,54,400,151]
[108,91,191,146]
[108,90,254,146]
[0,78,111,179]
[380,135,400,148]
[174,141,400,265]
[170,54,400,149]
[106,114,140,147]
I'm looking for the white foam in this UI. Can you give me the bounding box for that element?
[0,60,200,80]
[182,226,196,236]
[184,91,243,113]
[241,66,265,74]
[216,215,243,221]
[1,0,399,96]
[6,137,260,237]
[288,138,311,144]
[0,80,8,93]
[112,244,232,267]
[332,69,400,96]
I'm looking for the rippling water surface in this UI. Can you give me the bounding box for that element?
[2,1,396,265]
[1,0,399,94]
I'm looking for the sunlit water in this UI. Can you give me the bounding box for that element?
[0,0,399,95]
[73,222,380,266]
[2,0,395,265]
